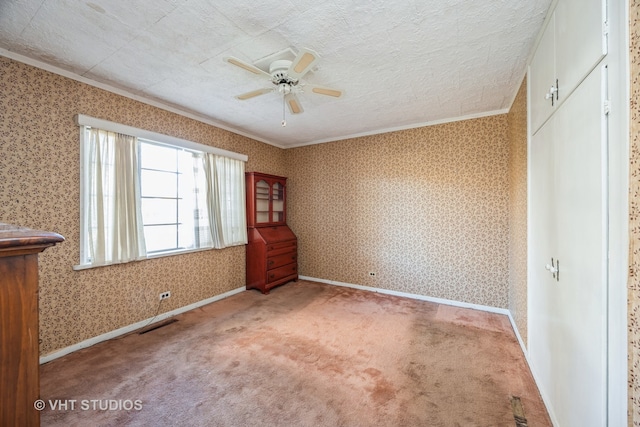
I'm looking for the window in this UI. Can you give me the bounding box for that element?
[75,115,248,270]
[139,141,211,253]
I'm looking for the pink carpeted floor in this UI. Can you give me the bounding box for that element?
[40,280,550,426]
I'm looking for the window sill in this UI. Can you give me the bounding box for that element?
[72,243,245,271]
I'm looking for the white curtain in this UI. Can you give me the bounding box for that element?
[205,154,247,248]
[88,128,146,265]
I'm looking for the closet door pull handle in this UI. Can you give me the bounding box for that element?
[545,258,560,281]
[544,80,559,106]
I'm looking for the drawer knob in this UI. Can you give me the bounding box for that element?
[268,260,274,266]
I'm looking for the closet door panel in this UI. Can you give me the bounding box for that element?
[530,15,556,134]
[555,0,606,102]
[528,114,557,386]
[551,65,607,427]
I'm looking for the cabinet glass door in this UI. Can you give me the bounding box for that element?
[255,180,270,224]
[272,182,285,223]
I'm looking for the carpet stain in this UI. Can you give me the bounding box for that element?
[363,368,398,405]
[224,325,247,333]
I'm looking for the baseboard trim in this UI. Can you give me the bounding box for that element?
[504,312,558,425]
[39,286,246,364]
[507,312,528,356]
[298,276,510,315]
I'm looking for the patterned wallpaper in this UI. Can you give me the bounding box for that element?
[0,57,287,355]
[285,116,511,308]
[507,78,528,346]
[0,54,534,366]
[630,1,640,424]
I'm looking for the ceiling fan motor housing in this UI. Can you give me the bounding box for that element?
[269,59,298,86]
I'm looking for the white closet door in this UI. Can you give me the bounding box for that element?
[555,0,607,102]
[528,105,557,383]
[553,65,607,427]
[530,15,556,134]
[529,65,607,427]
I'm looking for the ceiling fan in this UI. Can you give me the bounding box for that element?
[224,48,344,126]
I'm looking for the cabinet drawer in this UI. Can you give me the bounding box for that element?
[267,263,297,283]
[266,240,296,252]
[267,252,297,270]
[267,242,296,256]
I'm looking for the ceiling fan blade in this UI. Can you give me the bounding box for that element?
[236,88,272,100]
[307,84,344,98]
[224,56,271,78]
[285,93,304,114]
[287,48,320,80]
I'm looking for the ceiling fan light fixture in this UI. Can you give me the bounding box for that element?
[278,83,292,95]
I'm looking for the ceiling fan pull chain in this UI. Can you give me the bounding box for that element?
[282,93,287,127]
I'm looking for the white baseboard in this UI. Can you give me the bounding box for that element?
[507,312,528,356]
[40,286,246,364]
[505,312,558,426]
[299,275,510,315]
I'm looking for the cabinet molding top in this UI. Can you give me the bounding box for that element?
[0,223,65,251]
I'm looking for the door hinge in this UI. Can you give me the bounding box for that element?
[603,99,611,115]
[603,20,609,37]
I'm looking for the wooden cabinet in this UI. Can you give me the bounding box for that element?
[246,173,287,227]
[245,173,297,294]
[0,223,64,427]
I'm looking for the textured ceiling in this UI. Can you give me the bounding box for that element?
[0,0,552,148]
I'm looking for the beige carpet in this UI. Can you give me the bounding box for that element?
[40,280,551,426]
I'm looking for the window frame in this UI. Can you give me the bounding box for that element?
[74,115,248,270]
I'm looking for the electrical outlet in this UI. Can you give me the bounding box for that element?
[368,272,376,277]
[159,291,171,301]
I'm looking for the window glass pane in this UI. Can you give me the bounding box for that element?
[144,224,178,253]
[178,223,196,249]
[141,142,177,171]
[141,198,177,225]
[141,169,177,198]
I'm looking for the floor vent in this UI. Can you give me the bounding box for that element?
[511,396,528,427]
[138,319,178,335]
